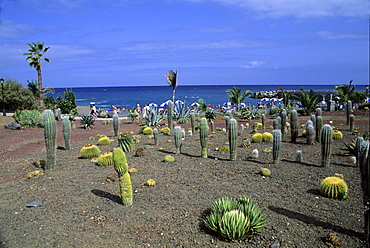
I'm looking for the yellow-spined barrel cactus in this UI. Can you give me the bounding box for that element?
[80,144,101,159]
[260,168,271,177]
[320,176,348,200]
[332,130,343,140]
[97,136,111,145]
[252,133,263,143]
[262,132,273,142]
[145,179,156,186]
[97,152,113,166]
[164,155,175,162]
[143,127,153,135]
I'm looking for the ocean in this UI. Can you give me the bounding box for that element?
[50,84,366,110]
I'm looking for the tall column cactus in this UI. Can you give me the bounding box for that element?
[315,108,322,117]
[272,129,282,164]
[167,100,173,130]
[273,116,281,130]
[224,116,230,130]
[62,116,71,150]
[153,128,159,145]
[261,114,266,129]
[199,118,208,158]
[316,116,323,143]
[306,124,315,145]
[42,109,56,170]
[228,118,237,161]
[321,124,333,167]
[290,110,298,143]
[113,113,119,136]
[349,114,355,131]
[190,112,195,133]
[113,147,133,206]
[280,110,286,139]
[174,126,182,154]
[347,100,352,125]
[356,136,364,167]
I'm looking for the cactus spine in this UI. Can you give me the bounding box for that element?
[42,109,56,170]
[199,118,208,158]
[280,110,286,139]
[113,147,133,206]
[347,100,352,125]
[174,126,182,154]
[290,110,298,143]
[349,114,355,131]
[153,128,159,145]
[316,116,323,143]
[261,114,266,129]
[190,113,195,133]
[62,116,71,150]
[113,113,119,136]
[272,129,282,164]
[167,100,173,130]
[228,118,238,160]
[321,124,333,167]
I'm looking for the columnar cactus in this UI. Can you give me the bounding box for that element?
[356,136,364,167]
[349,114,355,131]
[42,109,56,170]
[321,124,333,167]
[199,118,208,158]
[310,115,316,131]
[190,113,195,133]
[272,129,282,164]
[113,113,119,136]
[315,108,322,117]
[347,100,352,125]
[153,128,159,145]
[228,118,238,160]
[273,116,281,130]
[113,147,133,206]
[62,116,71,150]
[296,150,303,162]
[224,116,230,130]
[174,126,182,154]
[280,110,286,139]
[316,116,323,143]
[290,109,298,143]
[261,114,266,129]
[167,100,173,130]
[55,108,61,121]
[306,124,315,145]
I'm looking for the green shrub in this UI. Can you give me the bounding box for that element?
[13,110,42,128]
[56,89,77,114]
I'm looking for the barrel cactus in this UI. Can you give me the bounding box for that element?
[97,136,111,145]
[143,126,153,135]
[251,133,263,143]
[321,124,333,167]
[118,132,133,152]
[260,168,271,177]
[332,130,343,140]
[320,176,348,200]
[42,109,56,170]
[113,147,133,206]
[272,129,282,164]
[80,144,101,159]
[97,152,114,166]
[262,132,273,143]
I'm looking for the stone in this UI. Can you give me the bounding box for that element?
[5,122,21,130]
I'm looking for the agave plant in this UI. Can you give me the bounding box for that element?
[80,115,95,129]
[173,100,191,120]
[144,106,165,126]
[203,196,265,242]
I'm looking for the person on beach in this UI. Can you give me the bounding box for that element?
[90,105,97,118]
[135,104,141,115]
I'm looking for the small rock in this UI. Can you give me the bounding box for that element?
[5,122,21,130]
[270,242,280,248]
[26,200,43,207]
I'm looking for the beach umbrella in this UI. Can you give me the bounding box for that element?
[160,101,169,108]
[190,102,200,107]
[239,103,246,108]
[174,100,184,104]
[223,102,235,107]
[261,98,270,101]
[148,103,157,107]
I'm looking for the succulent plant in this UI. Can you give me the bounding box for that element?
[164,155,175,162]
[290,109,298,143]
[332,130,343,140]
[306,124,315,145]
[143,127,153,135]
[316,116,323,143]
[242,138,251,147]
[42,109,56,171]
[134,148,146,157]
[260,168,271,177]
[80,144,101,159]
[261,114,266,129]
[228,118,238,160]
[113,147,132,206]
[97,136,111,146]
[167,100,173,130]
[347,100,352,125]
[251,133,263,143]
[321,124,333,167]
[80,115,95,129]
[349,114,355,131]
[145,179,156,186]
[203,196,265,242]
[62,116,71,150]
[113,113,119,136]
[262,132,273,143]
[320,176,348,200]
[280,109,286,139]
[174,126,182,154]
[97,152,114,166]
[272,129,282,164]
[219,145,230,152]
[153,128,159,145]
[200,118,209,158]
[118,132,133,152]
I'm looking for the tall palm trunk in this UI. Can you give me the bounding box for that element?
[38,66,43,107]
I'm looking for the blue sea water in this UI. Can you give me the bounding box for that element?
[50,84,366,110]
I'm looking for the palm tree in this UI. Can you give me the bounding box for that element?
[293,88,320,115]
[23,42,50,107]
[226,87,252,109]
[165,69,178,103]
[334,80,356,104]
[27,79,55,98]
[276,87,293,109]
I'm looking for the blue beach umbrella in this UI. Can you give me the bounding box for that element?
[223,102,235,107]
[148,103,157,107]
[190,102,200,107]
[160,101,169,108]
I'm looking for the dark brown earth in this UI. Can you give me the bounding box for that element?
[0,110,369,248]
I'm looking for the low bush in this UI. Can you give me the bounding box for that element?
[13,110,42,128]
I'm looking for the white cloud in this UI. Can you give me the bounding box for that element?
[240,61,265,69]
[0,20,35,39]
[194,0,370,18]
[317,30,366,40]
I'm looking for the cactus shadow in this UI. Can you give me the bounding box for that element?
[268,206,363,239]
[281,159,322,167]
[91,189,122,205]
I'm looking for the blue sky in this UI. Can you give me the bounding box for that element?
[0,0,369,88]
